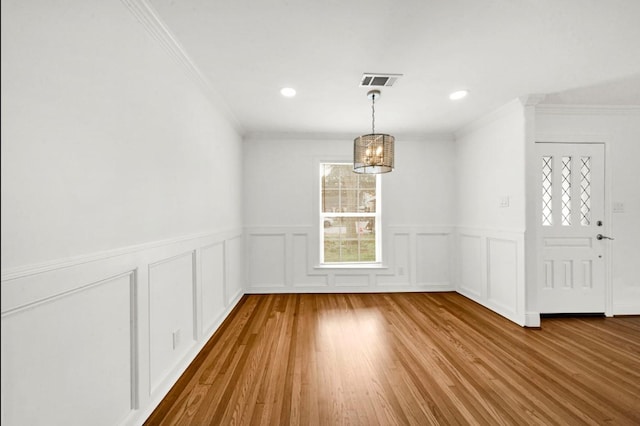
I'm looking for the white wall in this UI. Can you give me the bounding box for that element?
[454,99,528,326]
[1,0,244,424]
[533,106,640,315]
[1,1,242,268]
[243,134,456,292]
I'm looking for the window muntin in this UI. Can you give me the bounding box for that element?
[320,163,380,264]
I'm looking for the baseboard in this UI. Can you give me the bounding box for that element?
[245,285,456,294]
[456,288,526,327]
[613,303,640,316]
[525,312,541,328]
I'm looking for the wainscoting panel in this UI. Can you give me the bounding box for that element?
[200,243,225,335]
[148,252,196,393]
[416,233,451,287]
[458,234,484,298]
[225,236,244,305]
[376,233,410,286]
[335,273,370,287]
[456,228,527,326]
[245,226,455,293]
[1,272,135,426]
[1,229,244,426]
[247,234,286,288]
[292,233,328,287]
[487,238,518,316]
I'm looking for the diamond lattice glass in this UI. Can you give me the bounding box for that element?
[561,157,572,226]
[542,156,553,226]
[580,157,591,226]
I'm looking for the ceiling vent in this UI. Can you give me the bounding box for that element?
[359,73,402,87]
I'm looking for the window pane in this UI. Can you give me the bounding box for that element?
[580,157,591,226]
[359,174,376,190]
[322,164,376,213]
[324,217,376,262]
[561,156,571,226]
[542,156,553,226]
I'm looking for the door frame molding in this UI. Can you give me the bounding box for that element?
[532,134,613,317]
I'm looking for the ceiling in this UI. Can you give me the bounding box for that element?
[148,0,640,137]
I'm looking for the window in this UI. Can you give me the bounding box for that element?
[320,163,381,264]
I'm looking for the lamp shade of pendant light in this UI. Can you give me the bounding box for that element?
[353,90,394,174]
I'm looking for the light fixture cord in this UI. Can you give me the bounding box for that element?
[371,93,376,134]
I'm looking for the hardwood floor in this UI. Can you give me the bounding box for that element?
[145,293,640,425]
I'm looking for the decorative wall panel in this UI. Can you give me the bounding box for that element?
[459,234,483,298]
[335,273,370,287]
[225,236,244,305]
[416,233,451,286]
[1,230,243,426]
[247,234,286,287]
[1,272,135,426]
[200,243,225,335]
[245,226,455,293]
[487,238,518,314]
[293,233,328,287]
[376,233,410,286]
[457,228,526,326]
[148,252,196,393]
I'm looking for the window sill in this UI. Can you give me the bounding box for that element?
[314,263,388,270]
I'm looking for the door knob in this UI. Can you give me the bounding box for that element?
[596,234,614,240]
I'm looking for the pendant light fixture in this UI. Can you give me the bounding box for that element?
[353,89,395,174]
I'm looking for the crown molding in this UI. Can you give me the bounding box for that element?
[243,132,355,142]
[243,132,455,143]
[534,132,609,143]
[120,0,244,134]
[519,93,547,107]
[536,104,640,115]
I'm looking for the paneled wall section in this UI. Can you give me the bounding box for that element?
[456,228,528,326]
[1,230,243,426]
[244,226,455,293]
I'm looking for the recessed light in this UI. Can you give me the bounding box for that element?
[449,90,469,100]
[280,87,296,97]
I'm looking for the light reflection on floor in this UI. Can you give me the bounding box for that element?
[315,308,390,378]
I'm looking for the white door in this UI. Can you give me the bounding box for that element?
[535,143,608,313]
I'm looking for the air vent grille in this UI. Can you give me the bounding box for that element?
[359,73,402,87]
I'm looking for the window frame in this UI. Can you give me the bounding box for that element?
[318,162,382,265]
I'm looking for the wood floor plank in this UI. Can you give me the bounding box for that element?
[145,293,640,425]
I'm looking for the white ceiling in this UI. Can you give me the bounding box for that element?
[148,0,640,137]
